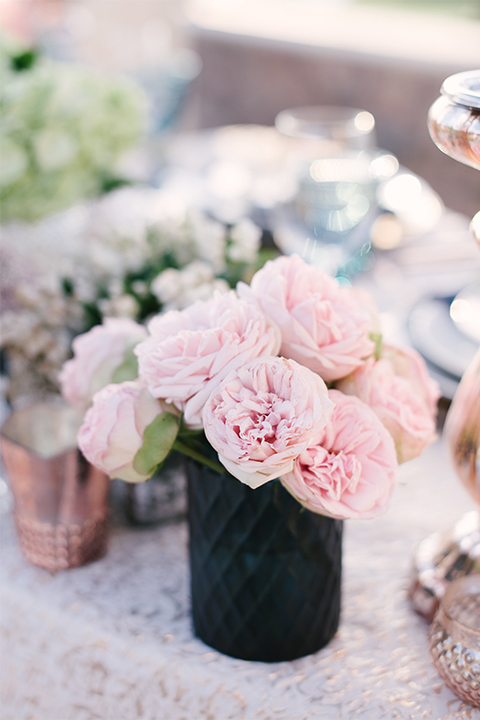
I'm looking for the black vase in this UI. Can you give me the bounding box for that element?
[187,455,343,662]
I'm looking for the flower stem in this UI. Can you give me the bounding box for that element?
[173,439,226,475]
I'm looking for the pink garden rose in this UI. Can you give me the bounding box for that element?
[336,344,440,463]
[281,389,398,519]
[203,356,334,488]
[135,291,281,428]
[239,254,376,382]
[59,318,147,410]
[78,380,166,483]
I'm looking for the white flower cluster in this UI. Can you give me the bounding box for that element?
[0,186,265,405]
[77,187,263,298]
[0,40,147,222]
[0,273,85,404]
[151,261,230,310]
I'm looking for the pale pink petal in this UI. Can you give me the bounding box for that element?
[281,389,398,519]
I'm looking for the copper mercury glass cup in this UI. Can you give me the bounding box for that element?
[0,402,110,572]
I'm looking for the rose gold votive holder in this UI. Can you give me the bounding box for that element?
[429,574,480,708]
[0,402,110,572]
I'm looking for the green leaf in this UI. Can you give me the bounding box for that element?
[10,49,39,72]
[133,412,179,477]
[369,332,383,361]
[111,349,139,383]
[81,301,103,330]
[99,175,132,194]
[61,277,74,297]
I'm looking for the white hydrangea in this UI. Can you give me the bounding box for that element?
[0,55,148,222]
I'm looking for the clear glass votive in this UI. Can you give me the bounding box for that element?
[275,105,376,150]
[273,106,397,275]
[0,402,110,572]
[429,573,480,707]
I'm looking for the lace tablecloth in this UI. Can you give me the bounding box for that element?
[1,439,478,720]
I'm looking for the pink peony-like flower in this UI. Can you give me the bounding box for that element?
[59,318,147,410]
[239,254,376,382]
[78,380,165,483]
[135,290,281,428]
[336,344,440,463]
[203,356,334,488]
[281,389,398,519]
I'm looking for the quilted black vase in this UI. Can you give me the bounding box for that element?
[187,455,343,662]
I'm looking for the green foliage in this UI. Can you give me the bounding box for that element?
[10,49,38,72]
[369,332,383,361]
[61,277,74,297]
[111,349,139,383]
[133,412,180,477]
[99,175,133,194]
[80,302,104,331]
[0,49,148,222]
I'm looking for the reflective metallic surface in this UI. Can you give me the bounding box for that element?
[410,352,480,623]
[410,511,480,623]
[428,70,480,172]
[429,574,480,707]
[0,402,110,572]
[445,348,480,506]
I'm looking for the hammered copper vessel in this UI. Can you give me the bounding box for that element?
[0,402,110,572]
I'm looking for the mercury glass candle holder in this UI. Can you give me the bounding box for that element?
[428,70,480,172]
[0,402,110,572]
[429,574,480,707]
[410,70,480,620]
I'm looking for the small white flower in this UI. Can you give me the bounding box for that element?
[180,260,214,287]
[34,129,77,171]
[227,219,262,264]
[0,137,28,186]
[179,279,229,309]
[107,278,124,300]
[188,210,226,273]
[151,268,182,304]
[131,280,148,296]
[98,294,139,319]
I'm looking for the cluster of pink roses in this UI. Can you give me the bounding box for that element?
[61,254,439,520]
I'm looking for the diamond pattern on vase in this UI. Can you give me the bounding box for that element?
[187,456,343,662]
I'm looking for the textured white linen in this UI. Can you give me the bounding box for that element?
[0,440,475,719]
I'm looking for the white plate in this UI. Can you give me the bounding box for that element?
[408,296,479,381]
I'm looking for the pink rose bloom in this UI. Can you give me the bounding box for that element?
[203,356,334,489]
[59,318,147,410]
[240,254,375,382]
[281,389,398,519]
[135,291,281,429]
[337,344,440,463]
[78,380,165,483]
